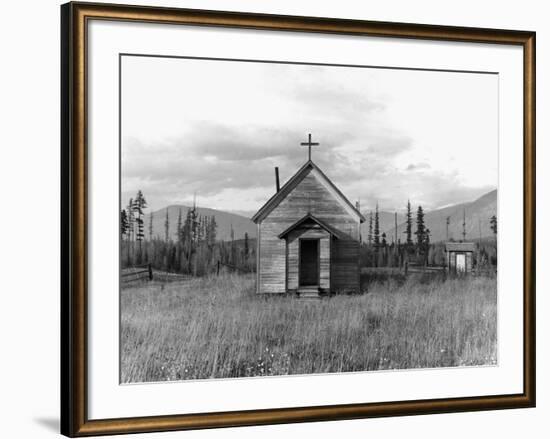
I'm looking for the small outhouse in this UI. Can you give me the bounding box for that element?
[445,242,476,274]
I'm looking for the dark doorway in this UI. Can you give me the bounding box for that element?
[299,239,319,286]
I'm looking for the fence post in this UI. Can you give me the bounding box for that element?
[148,263,153,280]
[217,260,220,276]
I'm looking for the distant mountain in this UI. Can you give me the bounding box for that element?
[144,205,256,242]
[379,190,497,243]
[145,190,496,244]
[228,209,256,219]
[360,211,406,242]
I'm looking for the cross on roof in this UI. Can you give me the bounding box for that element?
[300,133,319,161]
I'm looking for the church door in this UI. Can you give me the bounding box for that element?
[299,239,319,286]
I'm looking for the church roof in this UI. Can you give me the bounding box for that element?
[277,213,347,240]
[251,160,366,224]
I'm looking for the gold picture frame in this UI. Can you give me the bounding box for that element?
[61,2,535,436]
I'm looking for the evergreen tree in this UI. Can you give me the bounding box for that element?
[207,215,217,247]
[211,216,217,244]
[126,198,135,264]
[367,212,373,246]
[381,232,387,247]
[373,203,380,248]
[164,209,170,242]
[404,200,413,246]
[133,190,147,262]
[148,211,154,241]
[127,198,135,242]
[176,208,183,244]
[490,215,497,236]
[133,191,147,241]
[415,205,426,246]
[462,208,467,241]
[120,210,128,238]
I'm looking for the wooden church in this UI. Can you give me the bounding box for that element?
[252,135,365,296]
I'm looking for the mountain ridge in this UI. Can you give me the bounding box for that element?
[375,189,497,243]
[142,190,496,244]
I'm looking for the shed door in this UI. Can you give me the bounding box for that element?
[299,239,319,286]
[456,253,466,272]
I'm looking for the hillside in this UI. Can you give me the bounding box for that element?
[380,190,497,243]
[144,190,496,244]
[360,211,406,242]
[144,205,256,242]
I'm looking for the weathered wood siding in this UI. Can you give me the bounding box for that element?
[331,239,360,293]
[466,252,473,272]
[286,226,331,292]
[258,168,360,293]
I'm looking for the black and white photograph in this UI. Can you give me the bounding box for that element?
[120,55,498,384]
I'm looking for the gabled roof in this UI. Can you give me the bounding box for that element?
[445,242,476,252]
[277,213,347,240]
[252,160,366,224]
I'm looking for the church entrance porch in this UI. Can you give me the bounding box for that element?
[299,239,319,287]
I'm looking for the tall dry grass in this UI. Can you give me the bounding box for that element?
[120,273,496,383]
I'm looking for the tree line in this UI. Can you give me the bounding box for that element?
[120,190,255,276]
[361,200,498,269]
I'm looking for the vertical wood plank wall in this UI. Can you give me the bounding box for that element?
[258,168,360,293]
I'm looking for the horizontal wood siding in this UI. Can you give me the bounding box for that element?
[332,239,360,292]
[259,168,359,293]
[259,219,287,293]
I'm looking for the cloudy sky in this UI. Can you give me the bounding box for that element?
[121,55,498,215]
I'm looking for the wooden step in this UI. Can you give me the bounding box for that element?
[297,286,321,299]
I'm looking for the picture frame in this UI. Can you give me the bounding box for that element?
[61,1,535,436]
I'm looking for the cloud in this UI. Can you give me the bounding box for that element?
[122,117,416,211]
[406,162,431,171]
[291,80,385,118]
[121,57,497,213]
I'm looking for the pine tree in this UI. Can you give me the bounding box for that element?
[381,232,387,247]
[415,205,426,246]
[120,210,128,237]
[462,208,467,241]
[373,203,380,248]
[490,215,497,236]
[209,216,217,246]
[177,208,183,244]
[133,191,147,240]
[148,211,154,241]
[127,198,134,242]
[404,200,413,246]
[367,212,373,246]
[164,209,170,242]
[133,190,147,262]
[126,198,135,264]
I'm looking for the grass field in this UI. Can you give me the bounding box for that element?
[120,273,497,383]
